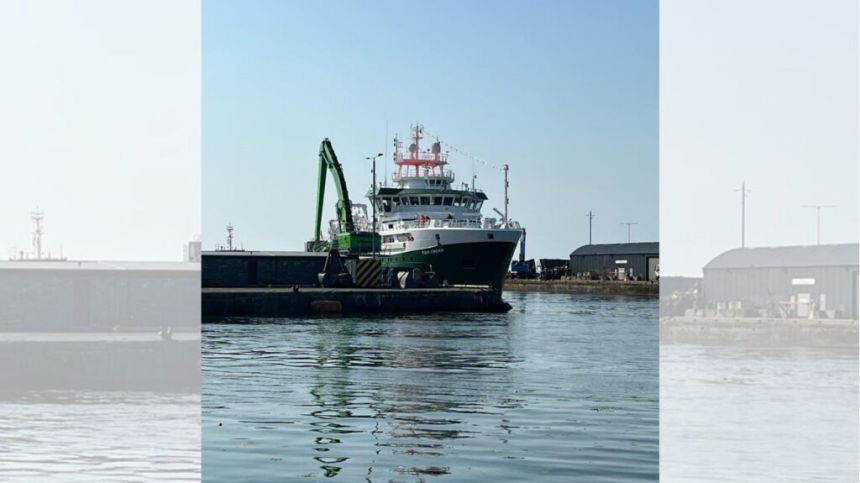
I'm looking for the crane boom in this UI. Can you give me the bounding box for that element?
[314,138,355,241]
[308,138,380,254]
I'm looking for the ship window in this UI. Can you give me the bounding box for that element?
[383,235,394,243]
[433,196,442,205]
[443,196,453,206]
[382,198,392,212]
[410,197,419,205]
[475,201,483,211]
[420,196,430,205]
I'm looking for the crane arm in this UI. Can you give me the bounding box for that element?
[313,138,355,242]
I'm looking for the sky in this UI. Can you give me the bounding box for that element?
[661,0,858,276]
[0,1,201,261]
[202,0,658,259]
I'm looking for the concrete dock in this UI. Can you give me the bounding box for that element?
[0,333,199,392]
[202,286,510,317]
[202,250,514,317]
[505,279,659,296]
[661,316,859,347]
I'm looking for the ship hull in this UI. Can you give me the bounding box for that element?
[380,238,518,288]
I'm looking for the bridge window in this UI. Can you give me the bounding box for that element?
[420,196,430,205]
[443,196,453,206]
[433,196,442,205]
[409,196,419,205]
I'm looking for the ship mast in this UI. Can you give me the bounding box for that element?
[503,164,509,228]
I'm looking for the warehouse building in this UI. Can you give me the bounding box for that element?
[569,242,659,281]
[202,250,327,287]
[0,260,199,331]
[702,243,859,319]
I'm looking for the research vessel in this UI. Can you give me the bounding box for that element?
[361,125,522,288]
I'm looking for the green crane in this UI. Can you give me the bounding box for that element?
[306,138,380,254]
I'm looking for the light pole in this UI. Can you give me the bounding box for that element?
[366,153,384,259]
[620,222,638,243]
[802,204,835,245]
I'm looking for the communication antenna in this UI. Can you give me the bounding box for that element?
[226,223,234,251]
[31,208,44,260]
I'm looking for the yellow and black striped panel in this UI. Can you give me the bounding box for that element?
[353,259,381,287]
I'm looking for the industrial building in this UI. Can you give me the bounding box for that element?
[702,243,859,319]
[0,260,199,331]
[202,250,327,287]
[569,242,659,281]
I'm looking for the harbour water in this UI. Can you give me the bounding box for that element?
[202,291,658,482]
[0,392,200,481]
[661,343,859,482]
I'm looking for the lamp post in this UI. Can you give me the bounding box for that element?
[366,153,384,259]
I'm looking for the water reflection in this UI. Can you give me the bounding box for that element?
[302,316,522,478]
[203,292,658,482]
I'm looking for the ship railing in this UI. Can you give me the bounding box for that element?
[392,170,455,183]
[395,153,449,164]
[390,218,504,230]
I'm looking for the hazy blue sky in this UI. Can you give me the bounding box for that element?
[1,1,200,261]
[661,0,858,276]
[203,0,657,258]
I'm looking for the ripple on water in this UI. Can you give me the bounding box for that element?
[203,292,658,482]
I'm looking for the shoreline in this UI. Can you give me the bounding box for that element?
[503,279,659,297]
[661,316,859,348]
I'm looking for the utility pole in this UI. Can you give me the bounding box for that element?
[503,164,509,227]
[802,204,835,245]
[586,211,595,245]
[366,153,383,259]
[735,182,751,248]
[620,222,638,243]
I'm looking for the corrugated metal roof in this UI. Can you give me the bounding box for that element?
[0,260,199,271]
[570,242,659,257]
[704,243,859,269]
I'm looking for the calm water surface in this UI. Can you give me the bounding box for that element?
[0,391,200,481]
[203,291,658,482]
[661,343,858,482]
